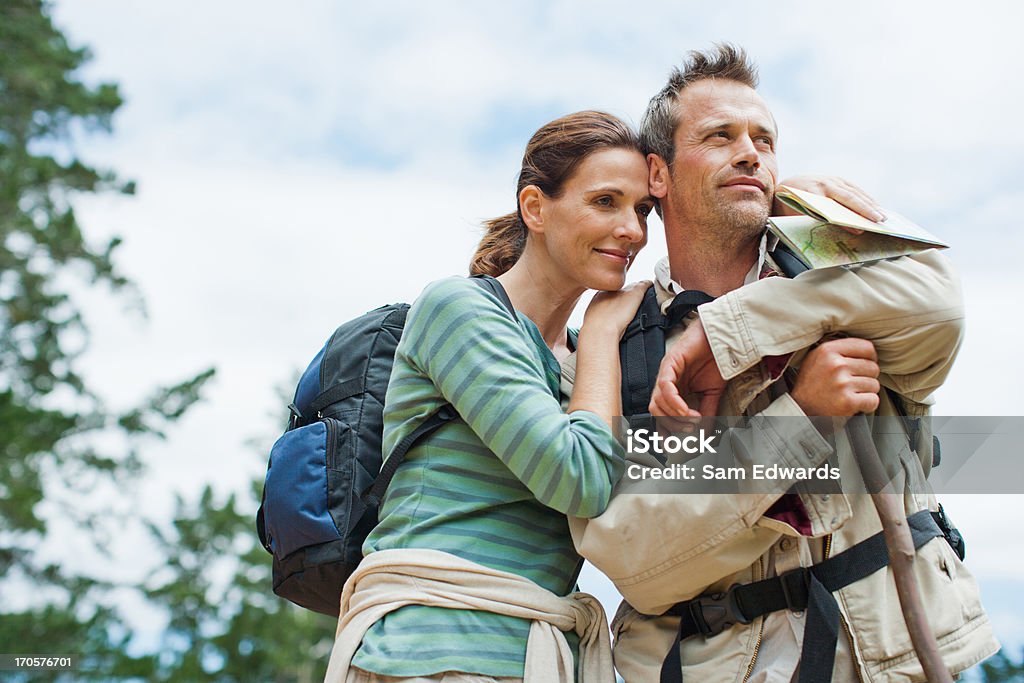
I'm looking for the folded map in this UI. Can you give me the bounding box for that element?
[769,185,948,270]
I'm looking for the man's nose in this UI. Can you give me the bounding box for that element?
[732,134,760,169]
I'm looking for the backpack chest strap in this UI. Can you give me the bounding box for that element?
[658,509,944,683]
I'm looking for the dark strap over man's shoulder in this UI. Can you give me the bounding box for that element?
[619,285,668,430]
[618,285,715,432]
[664,290,715,327]
[769,239,812,278]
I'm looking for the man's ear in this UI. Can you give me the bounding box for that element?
[648,154,670,199]
[519,185,545,234]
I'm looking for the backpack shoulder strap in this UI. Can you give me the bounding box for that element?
[362,275,516,510]
[769,239,811,278]
[363,405,458,509]
[619,284,669,429]
[470,273,516,318]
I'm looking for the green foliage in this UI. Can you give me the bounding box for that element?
[0,4,339,679]
[0,603,158,681]
[976,648,1024,682]
[0,0,214,670]
[142,484,335,682]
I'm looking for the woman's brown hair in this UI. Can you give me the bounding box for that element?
[469,111,642,276]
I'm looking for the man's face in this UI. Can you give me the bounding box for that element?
[657,79,779,245]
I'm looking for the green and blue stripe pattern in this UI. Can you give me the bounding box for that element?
[352,277,624,678]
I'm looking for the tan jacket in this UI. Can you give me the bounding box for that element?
[568,250,998,682]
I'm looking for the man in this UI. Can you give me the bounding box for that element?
[568,45,998,681]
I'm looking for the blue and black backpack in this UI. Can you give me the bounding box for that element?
[256,275,514,616]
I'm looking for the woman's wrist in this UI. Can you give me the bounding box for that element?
[577,321,623,346]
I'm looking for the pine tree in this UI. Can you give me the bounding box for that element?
[143,483,335,682]
[1,1,213,676]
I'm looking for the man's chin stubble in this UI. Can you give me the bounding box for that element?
[710,203,769,250]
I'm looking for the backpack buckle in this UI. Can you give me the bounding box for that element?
[779,567,811,613]
[932,504,966,561]
[688,585,751,638]
[287,403,304,430]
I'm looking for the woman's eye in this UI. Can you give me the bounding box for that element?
[637,204,653,217]
[595,196,613,207]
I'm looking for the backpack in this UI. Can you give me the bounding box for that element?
[256,275,514,616]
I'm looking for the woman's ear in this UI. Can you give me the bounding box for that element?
[648,154,670,199]
[519,185,545,235]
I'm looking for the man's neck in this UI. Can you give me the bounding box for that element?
[665,229,760,297]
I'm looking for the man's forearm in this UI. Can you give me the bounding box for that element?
[699,249,964,402]
[571,393,834,615]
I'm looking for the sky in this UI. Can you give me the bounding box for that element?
[28,0,1024,660]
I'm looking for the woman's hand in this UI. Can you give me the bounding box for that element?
[571,281,651,427]
[581,280,651,337]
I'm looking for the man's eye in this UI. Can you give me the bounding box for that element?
[711,131,730,139]
[595,196,613,207]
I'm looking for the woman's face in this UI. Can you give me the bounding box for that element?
[537,147,653,292]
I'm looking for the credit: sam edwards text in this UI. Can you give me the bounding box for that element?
[625,462,841,481]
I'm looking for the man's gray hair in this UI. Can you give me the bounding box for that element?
[640,43,759,165]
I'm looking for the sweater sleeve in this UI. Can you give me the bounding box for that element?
[399,277,625,517]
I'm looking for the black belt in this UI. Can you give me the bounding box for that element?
[659,509,944,683]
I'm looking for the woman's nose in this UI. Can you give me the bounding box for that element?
[616,212,646,243]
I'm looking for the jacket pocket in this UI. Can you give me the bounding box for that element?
[841,534,987,668]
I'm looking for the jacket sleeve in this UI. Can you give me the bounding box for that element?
[698,249,965,403]
[570,392,834,615]
[575,253,962,614]
[399,277,625,518]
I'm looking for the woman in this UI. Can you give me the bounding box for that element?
[324,111,655,683]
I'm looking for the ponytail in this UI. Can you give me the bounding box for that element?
[469,212,526,277]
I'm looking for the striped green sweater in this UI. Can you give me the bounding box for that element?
[352,277,625,678]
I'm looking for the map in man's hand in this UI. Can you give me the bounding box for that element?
[769,185,948,270]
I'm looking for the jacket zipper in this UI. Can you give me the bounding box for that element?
[741,556,767,683]
[743,532,869,683]
[823,533,865,683]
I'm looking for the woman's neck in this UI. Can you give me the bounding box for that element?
[497,257,583,357]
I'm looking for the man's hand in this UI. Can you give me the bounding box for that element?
[775,175,886,224]
[791,337,881,417]
[649,320,725,418]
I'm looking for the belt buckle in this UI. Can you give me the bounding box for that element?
[688,585,750,638]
